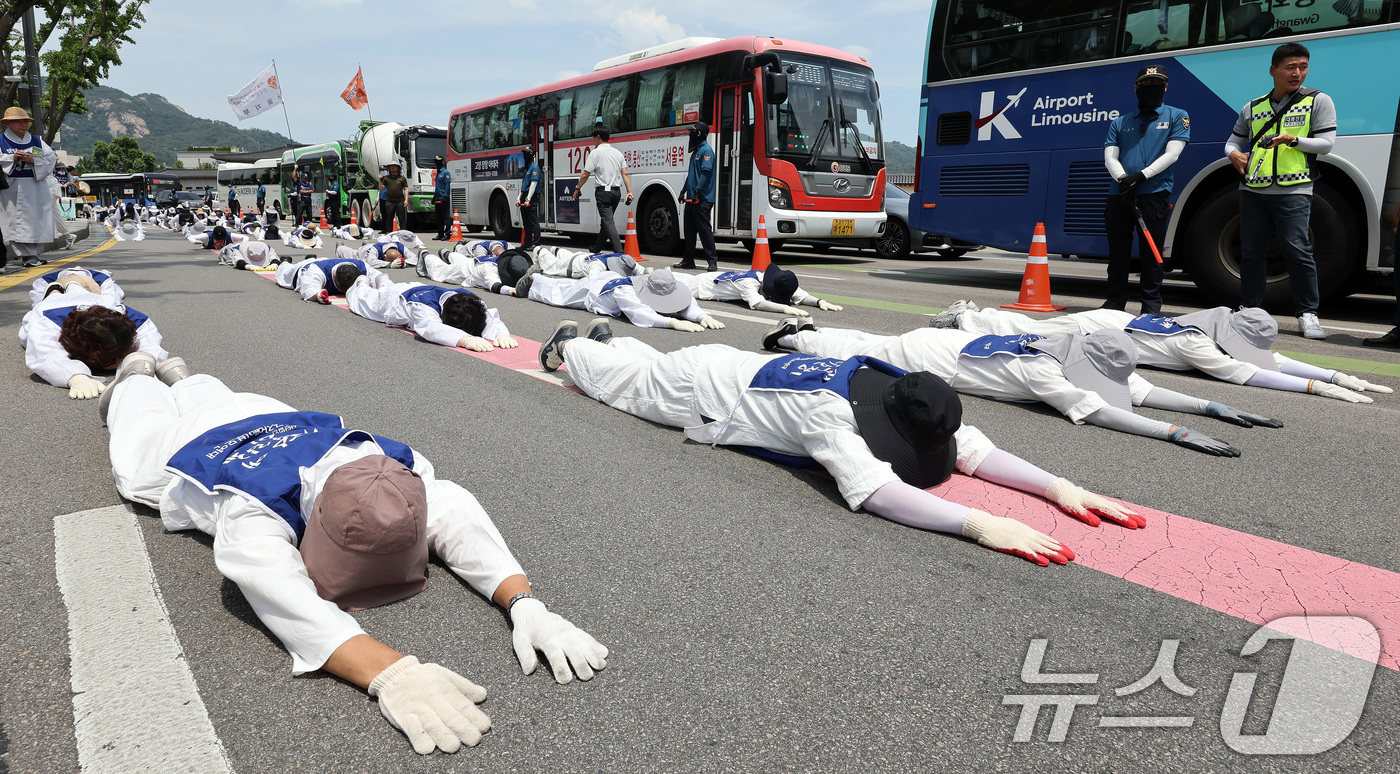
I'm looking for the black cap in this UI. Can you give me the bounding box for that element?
[521,147,536,160]
[761,266,799,305]
[690,121,709,136]
[1136,65,1168,84]
[497,248,533,287]
[848,370,960,489]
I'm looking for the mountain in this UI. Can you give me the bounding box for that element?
[56,86,289,166]
[883,140,916,174]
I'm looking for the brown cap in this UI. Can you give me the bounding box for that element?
[301,455,429,611]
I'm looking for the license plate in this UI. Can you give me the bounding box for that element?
[830,219,854,236]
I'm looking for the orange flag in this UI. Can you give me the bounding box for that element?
[341,68,368,111]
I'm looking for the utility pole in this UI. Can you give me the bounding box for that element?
[22,7,45,138]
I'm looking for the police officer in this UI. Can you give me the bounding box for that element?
[325,173,343,227]
[674,122,718,272]
[227,182,241,217]
[296,170,314,225]
[516,149,541,249]
[256,179,266,214]
[380,161,410,232]
[433,155,452,241]
[1101,65,1188,315]
[1225,43,1336,340]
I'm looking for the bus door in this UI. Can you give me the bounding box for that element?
[534,119,555,226]
[715,85,755,234]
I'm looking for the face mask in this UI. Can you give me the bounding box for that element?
[688,132,703,151]
[1137,84,1166,110]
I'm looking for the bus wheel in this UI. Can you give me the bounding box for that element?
[639,194,682,255]
[489,195,512,240]
[1185,184,1357,308]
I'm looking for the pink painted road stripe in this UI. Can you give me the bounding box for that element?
[249,269,1400,670]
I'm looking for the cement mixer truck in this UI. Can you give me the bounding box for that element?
[345,120,448,230]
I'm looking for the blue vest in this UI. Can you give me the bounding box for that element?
[600,276,634,295]
[43,304,148,329]
[304,259,367,292]
[714,269,760,285]
[298,180,313,196]
[371,242,405,261]
[1125,314,1199,337]
[748,353,907,400]
[1,132,41,178]
[164,411,415,540]
[401,284,472,309]
[960,334,1046,360]
[42,269,111,286]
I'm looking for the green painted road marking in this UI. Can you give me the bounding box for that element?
[1275,350,1400,378]
[815,293,943,315]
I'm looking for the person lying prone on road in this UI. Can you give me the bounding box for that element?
[218,240,283,270]
[100,362,606,755]
[28,265,123,304]
[529,246,651,280]
[347,280,517,352]
[274,256,390,304]
[336,239,413,269]
[674,264,843,316]
[516,268,725,333]
[933,302,1390,403]
[767,321,1273,457]
[540,320,1140,554]
[422,241,530,294]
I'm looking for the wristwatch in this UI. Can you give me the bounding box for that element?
[1288,135,1300,147]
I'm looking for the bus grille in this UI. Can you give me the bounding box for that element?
[936,112,972,146]
[938,164,1029,197]
[450,188,468,218]
[1064,161,1113,236]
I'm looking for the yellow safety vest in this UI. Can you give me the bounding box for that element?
[1244,89,1317,188]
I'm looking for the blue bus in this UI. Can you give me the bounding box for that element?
[910,1,1400,305]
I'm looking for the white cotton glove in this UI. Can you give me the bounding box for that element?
[456,335,494,352]
[1333,372,1393,394]
[668,318,705,332]
[1045,478,1145,529]
[962,510,1075,567]
[700,316,725,329]
[367,656,492,755]
[780,305,810,317]
[493,333,519,349]
[1310,380,1373,404]
[816,299,843,312]
[509,598,609,684]
[68,374,103,400]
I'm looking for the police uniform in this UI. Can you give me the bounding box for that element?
[346,281,510,347]
[324,178,343,227]
[18,286,167,388]
[516,153,541,249]
[433,161,453,240]
[256,182,266,213]
[525,272,708,329]
[227,185,241,216]
[104,373,526,674]
[677,123,718,270]
[1102,65,1189,313]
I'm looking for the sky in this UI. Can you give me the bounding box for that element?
[92,0,933,148]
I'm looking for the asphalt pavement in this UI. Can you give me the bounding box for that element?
[2,227,1399,773]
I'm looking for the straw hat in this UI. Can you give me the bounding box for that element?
[2,107,33,123]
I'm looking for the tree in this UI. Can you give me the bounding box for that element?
[75,135,154,173]
[173,159,183,169]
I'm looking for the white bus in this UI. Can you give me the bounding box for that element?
[216,158,280,212]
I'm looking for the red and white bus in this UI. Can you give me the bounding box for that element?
[445,36,888,253]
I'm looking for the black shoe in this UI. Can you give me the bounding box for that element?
[539,320,578,372]
[1140,304,1161,316]
[583,317,614,344]
[514,266,541,298]
[1099,301,1127,312]
[672,260,698,270]
[762,318,801,351]
[1362,327,1400,348]
[415,253,430,278]
[706,262,718,272]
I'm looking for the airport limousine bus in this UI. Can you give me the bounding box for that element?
[446,36,888,253]
[82,172,182,206]
[910,1,1400,305]
[216,159,279,212]
[279,141,356,221]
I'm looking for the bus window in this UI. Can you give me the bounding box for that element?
[572,81,606,136]
[833,67,883,162]
[1122,0,1388,52]
[465,110,488,152]
[636,66,672,131]
[671,61,708,126]
[943,0,1115,78]
[449,113,467,154]
[507,103,525,146]
[557,94,575,139]
[601,74,638,133]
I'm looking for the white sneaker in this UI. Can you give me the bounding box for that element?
[1298,313,1326,340]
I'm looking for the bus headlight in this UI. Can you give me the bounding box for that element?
[768,177,792,210]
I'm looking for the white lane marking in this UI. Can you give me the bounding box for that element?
[703,308,781,324]
[867,269,906,275]
[54,505,234,774]
[1322,324,1389,335]
[795,273,844,281]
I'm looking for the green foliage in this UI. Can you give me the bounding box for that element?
[882,140,916,175]
[172,159,183,168]
[38,1,150,144]
[75,135,155,173]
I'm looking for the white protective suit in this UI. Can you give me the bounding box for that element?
[19,285,167,388]
[527,271,710,329]
[106,374,525,674]
[274,256,391,302]
[28,266,123,305]
[346,281,510,347]
[335,240,410,269]
[0,128,57,258]
[423,240,509,291]
[219,240,281,269]
[675,269,818,311]
[531,246,647,279]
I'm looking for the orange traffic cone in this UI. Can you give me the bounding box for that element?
[449,210,462,241]
[1002,223,1067,312]
[350,203,359,227]
[319,209,329,230]
[750,215,772,271]
[623,210,644,261]
[392,215,400,232]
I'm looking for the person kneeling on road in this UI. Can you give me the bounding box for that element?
[542,322,1136,557]
[19,278,170,400]
[347,280,518,352]
[933,302,1390,403]
[771,322,1264,456]
[102,364,606,755]
[520,268,724,333]
[674,264,842,316]
[275,256,389,304]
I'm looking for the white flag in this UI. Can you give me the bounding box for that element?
[227,64,282,121]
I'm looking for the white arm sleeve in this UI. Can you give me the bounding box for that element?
[736,279,766,309]
[1244,367,1313,393]
[298,266,327,301]
[1138,385,1211,415]
[23,317,88,387]
[1275,354,1337,382]
[408,302,470,348]
[970,449,1059,496]
[679,297,709,324]
[480,307,509,340]
[1142,139,1187,179]
[613,289,671,329]
[860,480,971,534]
[423,478,526,600]
[133,320,170,362]
[1104,146,1127,180]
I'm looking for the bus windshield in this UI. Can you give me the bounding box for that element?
[768,55,884,170]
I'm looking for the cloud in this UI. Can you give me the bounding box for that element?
[843,44,872,59]
[610,8,685,50]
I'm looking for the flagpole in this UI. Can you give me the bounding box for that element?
[360,64,373,122]
[272,59,294,144]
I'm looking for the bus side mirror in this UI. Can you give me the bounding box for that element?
[764,69,788,105]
